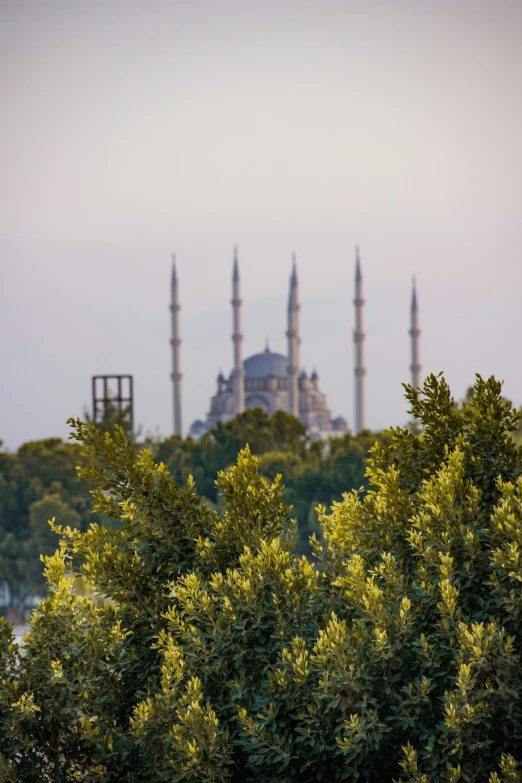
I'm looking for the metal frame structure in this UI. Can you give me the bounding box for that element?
[91,375,134,435]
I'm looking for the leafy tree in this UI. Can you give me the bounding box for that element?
[83,393,134,438]
[155,409,310,506]
[211,408,309,459]
[0,412,379,617]
[0,492,81,620]
[512,408,522,449]
[2,374,522,780]
[0,440,102,620]
[155,410,383,549]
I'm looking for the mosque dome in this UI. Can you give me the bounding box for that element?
[243,349,288,379]
[184,253,353,440]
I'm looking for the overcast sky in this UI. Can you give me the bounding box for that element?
[1,0,521,449]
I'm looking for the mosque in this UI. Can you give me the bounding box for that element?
[169,248,421,439]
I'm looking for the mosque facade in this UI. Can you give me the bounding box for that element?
[190,345,348,439]
[169,248,420,440]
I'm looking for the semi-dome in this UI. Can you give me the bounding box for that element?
[244,349,287,379]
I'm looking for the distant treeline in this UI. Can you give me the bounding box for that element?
[155,409,388,548]
[3,397,522,621]
[0,409,388,619]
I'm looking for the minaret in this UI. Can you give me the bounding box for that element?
[409,276,421,389]
[286,255,300,418]
[231,247,245,415]
[353,246,366,433]
[170,255,182,435]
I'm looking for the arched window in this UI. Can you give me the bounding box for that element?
[245,395,271,413]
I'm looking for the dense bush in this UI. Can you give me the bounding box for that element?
[155,408,384,552]
[1,374,522,781]
[0,412,382,616]
[0,439,98,619]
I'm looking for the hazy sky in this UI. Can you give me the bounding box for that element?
[1,0,521,449]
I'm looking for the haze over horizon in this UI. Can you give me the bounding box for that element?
[1,0,521,449]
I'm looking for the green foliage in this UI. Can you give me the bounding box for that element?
[0,440,99,619]
[156,408,385,552]
[0,411,381,616]
[83,394,134,438]
[155,408,310,502]
[2,374,522,781]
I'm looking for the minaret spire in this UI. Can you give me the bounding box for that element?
[409,276,421,389]
[231,247,245,415]
[286,252,301,418]
[353,245,366,433]
[170,254,182,435]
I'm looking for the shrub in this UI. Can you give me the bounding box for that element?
[1,374,522,782]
